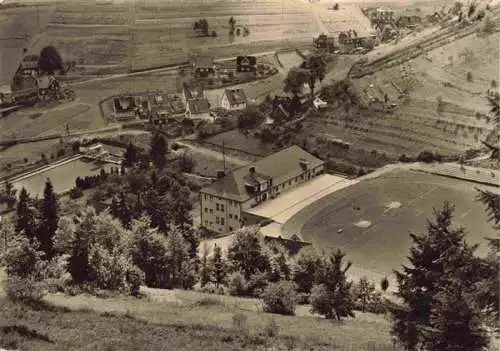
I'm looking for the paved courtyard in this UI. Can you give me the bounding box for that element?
[244,173,359,225]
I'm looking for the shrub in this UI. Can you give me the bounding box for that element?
[200,282,225,295]
[69,187,83,199]
[246,271,269,297]
[262,281,298,315]
[264,319,279,337]
[417,150,436,163]
[436,95,444,113]
[228,271,247,296]
[232,312,247,331]
[6,276,47,303]
[127,266,145,297]
[466,72,473,82]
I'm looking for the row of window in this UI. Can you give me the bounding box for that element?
[215,216,225,225]
[204,220,234,232]
[202,194,239,207]
[203,208,239,221]
[216,203,225,211]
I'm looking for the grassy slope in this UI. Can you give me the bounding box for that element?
[0,269,400,351]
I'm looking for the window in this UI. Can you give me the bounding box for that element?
[229,214,233,219]
[221,204,224,211]
[216,217,220,224]
[221,218,225,225]
[288,180,291,185]
[204,220,208,225]
[300,175,304,180]
[216,203,220,211]
[204,194,207,200]
[210,209,213,214]
[204,208,208,213]
[229,226,233,231]
[234,215,238,220]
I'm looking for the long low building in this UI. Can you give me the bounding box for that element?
[199,145,326,234]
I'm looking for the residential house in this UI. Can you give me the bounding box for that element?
[182,82,205,103]
[374,7,394,24]
[113,96,137,121]
[186,98,211,120]
[221,88,248,111]
[19,54,39,76]
[199,145,325,234]
[36,75,59,101]
[396,14,422,28]
[236,56,257,72]
[314,34,329,49]
[193,56,215,77]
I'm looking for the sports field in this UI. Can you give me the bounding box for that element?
[283,169,498,282]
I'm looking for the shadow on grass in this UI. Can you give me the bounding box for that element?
[1,325,54,344]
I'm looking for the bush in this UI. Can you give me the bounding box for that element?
[264,319,279,337]
[466,72,473,82]
[6,276,47,303]
[127,266,145,297]
[246,271,269,297]
[417,150,436,163]
[296,292,310,304]
[232,312,247,331]
[200,282,225,295]
[69,187,83,199]
[262,281,298,315]
[228,271,247,296]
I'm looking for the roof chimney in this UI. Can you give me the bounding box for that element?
[299,158,309,169]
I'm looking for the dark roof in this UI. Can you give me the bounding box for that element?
[194,56,214,69]
[200,145,325,202]
[183,82,205,100]
[23,55,39,62]
[187,98,211,114]
[224,89,247,106]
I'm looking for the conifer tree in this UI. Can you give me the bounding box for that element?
[15,187,38,241]
[117,192,132,229]
[199,243,211,287]
[124,142,138,167]
[2,180,17,209]
[150,132,168,169]
[38,178,59,259]
[210,244,226,288]
[391,202,488,350]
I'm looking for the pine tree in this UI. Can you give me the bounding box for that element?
[391,202,487,350]
[3,180,17,209]
[69,209,95,284]
[199,243,211,287]
[117,192,132,229]
[150,132,167,169]
[165,229,194,289]
[134,193,143,218]
[38,178,59,259]
[210,244,226,288]
[380,276,389,292]
[144,189,168,232]
[15,187,38,241]
[110,196,119,218]
[124,142,138,168]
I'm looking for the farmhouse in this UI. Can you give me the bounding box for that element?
[221,88,248,111]
[182,82,205,103]
[185,98,211,120]
[236,56,257,72]
[374,7,394,24]
[193,56,215,77]
[199,145,325,234]
[396,14,422,28]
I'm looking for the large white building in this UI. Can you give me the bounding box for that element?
[199,145,325,234]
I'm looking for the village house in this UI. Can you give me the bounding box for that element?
[185,98,211,120]
[182,82,205,103]
[373,7,394,24]
[193,56,215,77]
[236,56,257,72]
[221,88,248,111]
[199,145,325,234]
[396,14,422,28]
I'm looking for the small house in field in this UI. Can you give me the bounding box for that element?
[36,75,59,101]
[186,98,211,120]
[221,88,248,111]
[236,56,257,72]
[193,56,215,77]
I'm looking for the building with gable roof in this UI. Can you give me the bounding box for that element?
[199,145,325,234]
[221,88,248,111]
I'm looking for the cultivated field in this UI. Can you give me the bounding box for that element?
[283,169,498,283]
[311,30,500,158]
